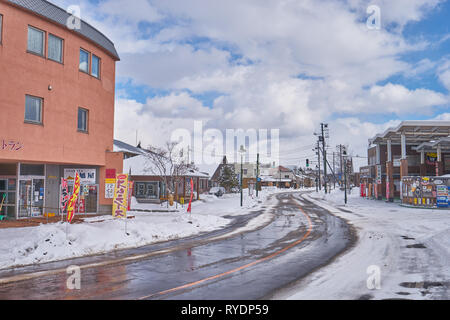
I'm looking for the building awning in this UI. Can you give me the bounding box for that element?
[369,121,450,146]
[414,137,450,152]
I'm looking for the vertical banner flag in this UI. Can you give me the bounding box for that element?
[60,178,69,214]
[113,174,129,218]
[187,178,194,213]
[127,181,134,211]
[66,172,81,224]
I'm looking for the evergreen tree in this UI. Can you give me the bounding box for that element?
[218,165,239,192]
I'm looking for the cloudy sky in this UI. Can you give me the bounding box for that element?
[55,0,450,169]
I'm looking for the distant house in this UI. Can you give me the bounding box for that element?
[123,154,210,203]
[261,166,296,188]
[210,156,259,190]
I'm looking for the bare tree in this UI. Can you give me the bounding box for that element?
[143,141,194,198]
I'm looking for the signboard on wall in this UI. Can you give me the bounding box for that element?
[376,165,382,184]
[1,139,23,151]
[64,169,96,184]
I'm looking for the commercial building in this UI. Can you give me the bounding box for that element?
[361,121,450,204]
[0,0,122,218]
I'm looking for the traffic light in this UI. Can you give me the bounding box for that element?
[306,159,310,168]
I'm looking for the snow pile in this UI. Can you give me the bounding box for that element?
[0,212,228,270]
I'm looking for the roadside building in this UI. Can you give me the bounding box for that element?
[123,154,210,204]
[0,0,121,218]
[363,121,450,203]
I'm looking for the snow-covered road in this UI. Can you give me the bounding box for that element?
[274,190,450,300]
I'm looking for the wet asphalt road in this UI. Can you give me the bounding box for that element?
[0,192,355,300]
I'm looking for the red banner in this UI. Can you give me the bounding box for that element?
[187,178,194,213]
[60,178,69,213]
[127,181,134,211]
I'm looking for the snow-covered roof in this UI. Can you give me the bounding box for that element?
[124,154,209,178]
[195,163,220,177]
[113,140,146,155]
[260,176,292,183]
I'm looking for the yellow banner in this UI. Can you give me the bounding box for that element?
[112,174,129,219]
[67,172,81,223]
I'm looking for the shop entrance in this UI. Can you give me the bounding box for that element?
[18,178,45,218]
[0,179,17,218]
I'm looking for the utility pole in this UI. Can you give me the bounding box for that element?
[344,152,348,205]
[256,153,260,197]
[317,140,321,191]
[333,152,336,189]
[321,123,328,194]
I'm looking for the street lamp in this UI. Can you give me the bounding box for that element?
[239,145,246,207]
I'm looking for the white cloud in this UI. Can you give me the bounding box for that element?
[437,59,450,91]
[51,0,449,166]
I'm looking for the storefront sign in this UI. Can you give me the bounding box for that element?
[1,139,23,151]
[112,174,129,218]
[393,158,401,167]
[106,169,116,179]
[64,169,96,184]
[105,179,115,199]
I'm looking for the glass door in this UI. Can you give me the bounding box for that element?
[32,179,45,216]
[19,180,32,218]
[18,178,45,218]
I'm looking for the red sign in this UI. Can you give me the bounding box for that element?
[106,169,117,179]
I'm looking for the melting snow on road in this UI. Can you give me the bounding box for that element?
[0,188,280,270]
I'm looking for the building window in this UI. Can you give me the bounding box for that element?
[48,34,63,63]
[78,108,88,132]
[79,49,89,73]
[27,26,45,56]
[0,14,3,44]
[92,54,100,78]
[25,95,43,124]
